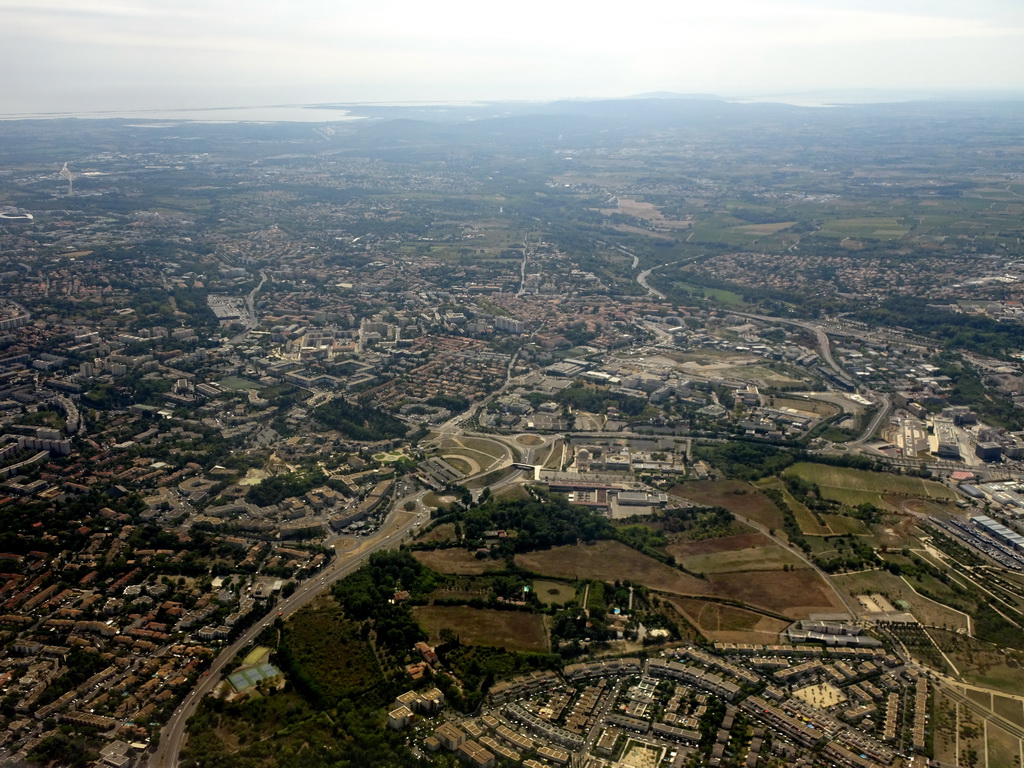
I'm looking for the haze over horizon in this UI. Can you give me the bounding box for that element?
[3,0,1024,115]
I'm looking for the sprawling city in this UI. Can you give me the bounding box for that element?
[1,95,1024,768]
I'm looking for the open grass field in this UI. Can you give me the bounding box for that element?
[671,544,807,575]
[533,580,577,606]
[830,570,970,632]
[667,532,769,556]
[412,548,503,575]
[672,480,784,530]
[541,438,564,469]
[705,569,845,618]
[442,456,476,474]
[785,462,956,503]
[993,693,1024,727]
[773,397,840,418]
[669,281,748,307]
[412,606,549,653]
[717,364,805,388]
[415,522,457,544]
[518,539,841,616]
[515,434,544,446]
[667,596,791,644]
[422,491,458,509]
[432,435,510,473]
[931,687,961,767]
[460,436,511,463]
[241,646,270,666]
[988,721,1022,768]
[493,484,530,501]
[219,375,263,391]
[943,644,1024,695]
[515,540,711,597]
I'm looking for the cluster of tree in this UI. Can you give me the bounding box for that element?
[660,506,735,543]
[886,553,1024,650]
[331,550,435,654]
[424,393,471,413]
[552,381,649,417]
[259,384,311,410]
[854,297,1024,360]
[28,733,99,768]
[694,441,796,480]
[313,397,408,441]
[933,355,1024,430]
[182,687,424,768]
[127,285,217,329]
[31,648,109,710]
[813,535,880,573]
[456,490,614,553]
[246,470,326,507]
[763,487,809,553]
[615,525,673,564]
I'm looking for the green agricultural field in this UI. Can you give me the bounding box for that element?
[819,487,897,508]
[818,217,910,239]
[412,606,549,653]
[793,505,832,536]
[677,545,807,575]
[785,462,956,504]
[733,221,797,235]
[820,514,872,536]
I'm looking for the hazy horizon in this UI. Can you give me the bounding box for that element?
[3,0,1024,115]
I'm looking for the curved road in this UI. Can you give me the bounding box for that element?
[850,393,892,446]
[636,263,668,300]
[149,496,427,768]
[730,310,845,377]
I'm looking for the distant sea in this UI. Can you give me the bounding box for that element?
[0,105,365,123]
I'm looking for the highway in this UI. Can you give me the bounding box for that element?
[636,263,668,300]
[730,310,845,377]
[850,393,892,446]
[148,493,427,768]
[227,270,268,345]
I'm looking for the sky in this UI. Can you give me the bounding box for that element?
[2,0,1023,115]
